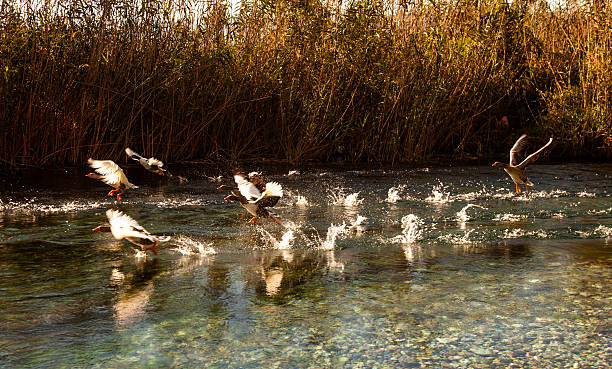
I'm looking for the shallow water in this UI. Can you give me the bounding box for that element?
[1,163,611,368]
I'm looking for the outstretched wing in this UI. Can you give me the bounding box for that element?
[125,148,144,162]
[148,157,164,167]
[89,159,120,176]
[106,209,150,240]
[517,137,553,168]
[234,173,262,201]
[509,135,529,166]
[255,182,283,207]
[89,159,123,187]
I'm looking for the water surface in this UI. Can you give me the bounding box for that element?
[1,164,611,367]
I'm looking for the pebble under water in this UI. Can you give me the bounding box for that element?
[0,163,611,368]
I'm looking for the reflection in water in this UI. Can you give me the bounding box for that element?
[112,259,160,328]
[260,249,294,296]
[325,250,345,272]
[403,244,423,263]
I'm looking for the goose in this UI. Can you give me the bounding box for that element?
[93,209,170,255]
[492,135,553,193]
[86,159,137,200]
[218,170,283,225]
[125,148,167,175]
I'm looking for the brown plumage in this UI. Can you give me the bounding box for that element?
[492,135,553,194]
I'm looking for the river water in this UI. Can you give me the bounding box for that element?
[1,163,611,367]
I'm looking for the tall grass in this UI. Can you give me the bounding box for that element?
[0,0,610,167]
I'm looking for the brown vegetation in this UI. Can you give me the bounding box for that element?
[0,0,610,167]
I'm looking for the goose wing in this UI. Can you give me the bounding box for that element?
[509,135,529,166]
[517,137,553,168]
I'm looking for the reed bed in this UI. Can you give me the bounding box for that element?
[0,0,610,167]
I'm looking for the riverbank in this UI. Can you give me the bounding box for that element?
[1,0,610,167]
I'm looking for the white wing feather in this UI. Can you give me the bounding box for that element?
[106,209,151,240]
[263,182,283,198]
[147,158,164,167]
[89,159,120,176]
[234,174,262,201]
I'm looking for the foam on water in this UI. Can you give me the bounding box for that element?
[503,228,549,239]
[495,213,528,222]
[595,225,612,238]
[577,191,596,198]
[0,199,106,215]
[513,189,570,201]
[438,229,475,245]
[151,197,209,208]
[390,214,423,244]
[172,236,216,256]
[287,170,299,176]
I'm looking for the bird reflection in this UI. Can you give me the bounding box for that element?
[259,249,295,296]
[325,250,344,272]
[485,241,532,260]
[403,244,423,263]
[111,259,160,328]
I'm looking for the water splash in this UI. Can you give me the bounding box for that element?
[328,188,363,207]
[294,195,309,207]
[321,222,350,250]
[390,214,423,244]
[425,184,453,204]
[287,170,299,176]
[172,236,216,256]
[349,215,366,233]
[258,222,299,249]
[134,250,148,258]
[456,204,485,222]
[385,185,406,203]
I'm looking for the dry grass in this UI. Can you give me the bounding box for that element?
[0,0,609,167]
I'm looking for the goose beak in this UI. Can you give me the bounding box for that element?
[158,170,165,176]
[86,173,93,177]
[224,195,231,200]
[92,226,101,232]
